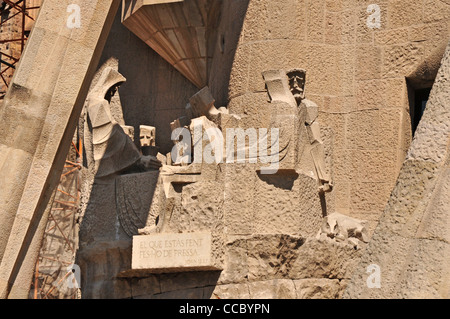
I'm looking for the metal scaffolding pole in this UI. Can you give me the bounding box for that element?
[0,0,41,97]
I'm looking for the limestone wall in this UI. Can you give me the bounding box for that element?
[75,3,200,298]
[344,41,450,299]
[226,0,450,234]
[72,0,450,299]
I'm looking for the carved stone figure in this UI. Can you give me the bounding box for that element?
[273,68,333,192]
[263,69,297,107]
[140,125,156,147]
[121,125,135,141]
[170,117,191,166]
[317,212,369,248]
[186,86,228,121]
[86,67,142,177]
[86,67,162,177]
[287,68,306,106]
[300,99,332,193]
[188,86,219,119]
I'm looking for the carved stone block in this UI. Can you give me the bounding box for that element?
[307,122,323,144]
[262,69,297,107]
[121,125,135,141]
[302,99,319,125]
[316,213,369,248]
[140,125,156,147]
[188,86,220,119]
[131,232,222,273]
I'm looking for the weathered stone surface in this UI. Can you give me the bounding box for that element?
[1,0,449,300]
[0,0,121,299]
[344,42,450,299]
[217,234,305,285]
[115,171,159,237]
[248,279,297,299]
[290,238,363,280]
[211,283,251,299]
[294,278,343,299]
[132,232,221,273]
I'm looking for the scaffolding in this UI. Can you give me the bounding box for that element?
[30,140,83,299]
[0,0,41,97]
[0,1,83,299]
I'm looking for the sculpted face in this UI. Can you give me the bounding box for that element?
[105,84,119,103]
[287,69,306,105]
[140,125,156,147]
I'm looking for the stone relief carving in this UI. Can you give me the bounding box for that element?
[86,67,162,178]
[140,87,229,235]
[85,67,163,238]
[186,86,229,121]
[116,172,159,237]
[263,68,333,192]
[316,212,369,248]
[301,99,332,193]
[263,69,298,107]
[121,125,135,141]
[140,125,156,148]
[169,117,191,166]
[85,67,142,178]
[287,68,306,106]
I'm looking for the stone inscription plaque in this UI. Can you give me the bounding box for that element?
[132,232,218,273]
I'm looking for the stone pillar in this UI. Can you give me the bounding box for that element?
[0,0,120,299]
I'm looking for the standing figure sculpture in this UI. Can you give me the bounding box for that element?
[263,68,332,193]
[287,69,332,193]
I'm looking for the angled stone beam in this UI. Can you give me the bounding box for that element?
[344,41,450,299]
[0,0,120,299]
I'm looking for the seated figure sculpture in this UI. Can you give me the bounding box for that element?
[85,67,161,177]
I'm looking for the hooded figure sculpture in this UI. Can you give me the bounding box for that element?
[85,67,142,177]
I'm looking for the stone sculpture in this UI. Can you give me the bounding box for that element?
[116,171,160,237]
[316,212,369,248]
[169,117,191,166]
[121,125,135,141]
[263,69,298,107]
[263,68,333,192]
[186,86,229,122]
[86,67,161,177]
[287,68,306,106]
[140,125,156,147]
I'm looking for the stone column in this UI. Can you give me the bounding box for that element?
[0,0,120,299]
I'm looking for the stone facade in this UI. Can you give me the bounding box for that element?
[0,0,449,299]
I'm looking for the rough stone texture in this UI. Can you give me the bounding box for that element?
[344,42,450,299]
[228,0,449,227]
[74,0,449,299]
[1,0,449,300]
[294,278,344,299]
[0,0,121,299]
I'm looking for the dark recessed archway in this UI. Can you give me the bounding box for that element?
[406,42,447,135]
